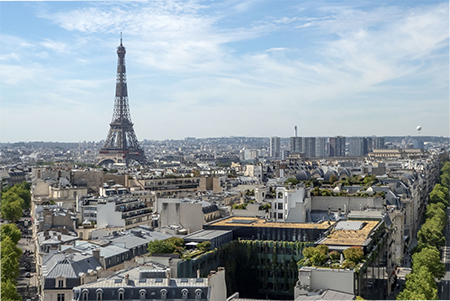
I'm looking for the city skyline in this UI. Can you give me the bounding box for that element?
[0,0,448,143]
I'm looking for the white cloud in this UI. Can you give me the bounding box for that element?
[40,39,67,53]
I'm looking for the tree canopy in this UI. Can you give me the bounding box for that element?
[343,247,364,263]
[0,224,21,244]
[1,279,21,301]
[412,247,445,280]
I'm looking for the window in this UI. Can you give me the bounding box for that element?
[278,213,283,219]
[82,290,89,301]
[278,192,283,199]
[58,280,64,288]
[181,288,189,300]
[277,202,283,210]
[96,289,103,301]
[57,294,65,301]
[139,289,146,300]
[118,291,124,300]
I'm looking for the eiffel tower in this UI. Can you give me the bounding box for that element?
[96,36,147,166]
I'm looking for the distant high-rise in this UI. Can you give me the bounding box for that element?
[270,137,281,158]
[315,137,326,157]
[290,137,302,153]
[348,137,370,156]
[96,37,147,166]
[373,137,385,149]
[329,136,346,157]
[302,137,316,157]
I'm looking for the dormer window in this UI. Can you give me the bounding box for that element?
[139,289,146,300]
[195,289,202,300]
[96,288,103,301]
[118,288,125,301]
[181,288,189,300]
[160,289,168,300]
[82,289,89,301]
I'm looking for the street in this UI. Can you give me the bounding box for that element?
[16,217,38,301]
[438,210,450,300]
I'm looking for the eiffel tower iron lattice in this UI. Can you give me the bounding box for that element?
[96,37,147,166]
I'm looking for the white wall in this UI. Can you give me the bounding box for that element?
[97,202,124,228]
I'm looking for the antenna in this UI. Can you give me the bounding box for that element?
[294,126,297,137]
[120,32,122,45]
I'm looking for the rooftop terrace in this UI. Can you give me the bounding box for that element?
[209,216,333,229]
[320,220,380,246]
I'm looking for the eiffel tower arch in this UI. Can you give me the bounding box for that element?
[96,36,148,166]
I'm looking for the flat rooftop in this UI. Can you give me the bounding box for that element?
[183,229,232,240]
[208,216,333,229]
[320,220,380,246]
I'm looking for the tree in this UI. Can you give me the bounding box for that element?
[9,184,31,209]
[310,250,326,266]
[1,190,25,209]
[329,175,338,184]
[412,247,445,280]
[0,224,21,244]
[285,177,299,185]
[329,251,340,261]
[1,237,21,283]
[343,247,364,263]
[1,279,21,301]
[196,241,211,252]
[398,265,438,300]
[147,239,176,256]
[1,200,23,223]
[316,244,329,255]
[165,237,184,248]
[302,247,316,259]
[417,217,445,248]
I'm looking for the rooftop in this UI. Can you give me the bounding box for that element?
[208,216,333,229]
[319,220,380,246]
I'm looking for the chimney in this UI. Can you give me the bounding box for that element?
[124,274,129,285]
[197,269,200,278]
[93,249,101,264]
[57,234,61,241]
[294,126,297,137]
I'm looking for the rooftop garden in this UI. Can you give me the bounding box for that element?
[147,237,212,260]
[299,245,365,271]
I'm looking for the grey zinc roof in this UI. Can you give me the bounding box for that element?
[183,229,232,241]
[43,252,101,279]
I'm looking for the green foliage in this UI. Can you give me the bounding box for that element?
[1,200,23,223]
[1,237,21,283]
[412,247,445,280]
[329,175,338,184]
[259,203,271,212]
[147,239,179,256]
[232,203,248,210]
[302,247,316,258]
[1,279,21,301]
[196,241,211,252]
[316,244,329,255]
[9,184,31,209]
[0,224,21,244]
[417,217,445,248]
[329,251,340,261]
[397,266,438,300]
[285,177,299,185]
[166,237,185,248]
[356,296,366,300]
[343,247,364,263]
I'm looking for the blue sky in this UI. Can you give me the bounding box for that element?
[0,0,448,142]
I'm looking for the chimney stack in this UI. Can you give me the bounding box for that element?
[93,249,101,264]
[294,126,297,137]
[124,274,129,285]
[197,269,200,278]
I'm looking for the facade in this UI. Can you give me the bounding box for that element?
[96,197,152,230]
[328,136,345,157]
[302,137,316,157]
[315,137,326,157]
[290,137,302,153]
[270,137,281,158]
[72,265,227,301]
[348,137,369,157]
[373,137,385,149]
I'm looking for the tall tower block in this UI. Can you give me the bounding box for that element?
[96,36,147,166]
